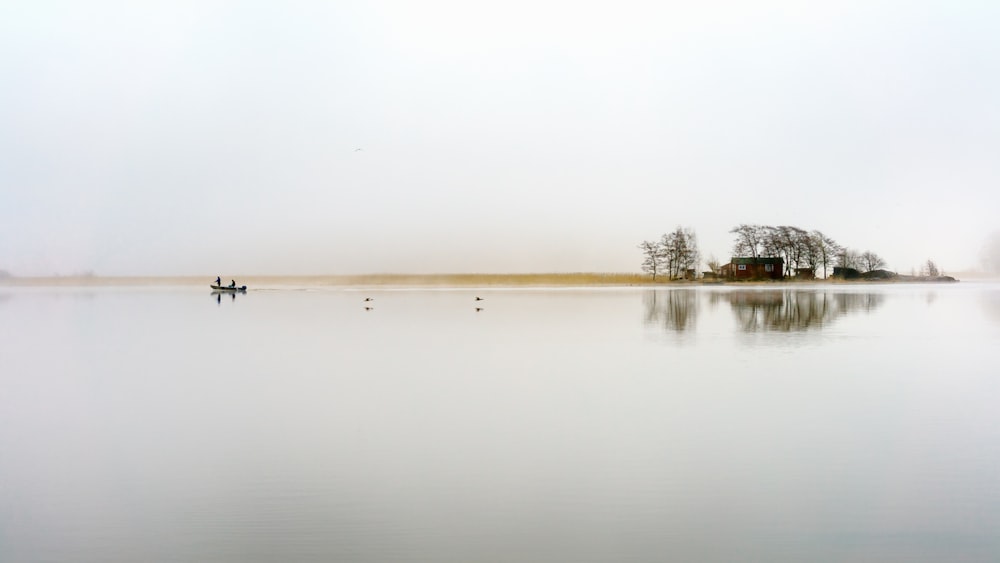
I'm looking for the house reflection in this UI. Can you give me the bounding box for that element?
[717,290,884,332]
[643,289,885,334]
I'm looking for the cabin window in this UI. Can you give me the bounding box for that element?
[765,264,774,272]
[738,265,747,271]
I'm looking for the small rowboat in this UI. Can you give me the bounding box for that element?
[211,285,247,291]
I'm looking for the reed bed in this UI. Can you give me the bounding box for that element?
[308,272,657,287]
[2,273,663,287]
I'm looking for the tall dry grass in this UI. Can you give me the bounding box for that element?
[2,273,666,287]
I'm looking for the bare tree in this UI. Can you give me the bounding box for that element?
[799,232,822,273]
[790,227,815,274]
[765,225,811,276]
[924,259,940,277]
[729,224,766,259]
[638,240,662,280]
[705,254,721,275]
[837,248,862,270]
[659,233,676,279]
[681,228,700,278]
[661,227,699,279]
[860,251,886,272]
[760,226,780,265]
[810,230,840,279]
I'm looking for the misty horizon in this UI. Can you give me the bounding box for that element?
[3,2,999,277]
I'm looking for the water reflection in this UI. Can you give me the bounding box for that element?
[645,289,885,333]
[2,285,998,562]
[211,289,244,304]
[721,290,884,332]
[982,290,1000,325]
[643,290,698,332]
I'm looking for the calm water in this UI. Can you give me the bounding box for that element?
[2,283,999,562]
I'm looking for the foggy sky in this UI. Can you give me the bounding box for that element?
[2,1,999,276]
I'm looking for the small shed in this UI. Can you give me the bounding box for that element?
[833,266,861,280]
[795,268,816,280]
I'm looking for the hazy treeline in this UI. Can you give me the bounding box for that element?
[981,231,1000,274]
[730,224,863,278]
[640,224,891,280]
[727,224,949,278]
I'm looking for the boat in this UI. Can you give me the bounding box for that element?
[211,285,247,291]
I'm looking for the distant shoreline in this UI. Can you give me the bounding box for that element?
[0,273,650,288]
[0,272,982,288]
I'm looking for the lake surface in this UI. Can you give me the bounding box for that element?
[2,283,999,562]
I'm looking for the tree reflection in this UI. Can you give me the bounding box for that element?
[720,290,884,332]
[644,289,886,334]
[643,290,698,332]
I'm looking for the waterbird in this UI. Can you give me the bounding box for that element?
[475,307,484,312]
[354,148,363,152]
[365,306,374,311]
[364,297,374,302]
[475,296,484,301]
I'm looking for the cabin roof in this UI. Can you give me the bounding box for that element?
[730,256,784,265]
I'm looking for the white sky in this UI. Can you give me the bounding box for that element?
[2,0,998,276]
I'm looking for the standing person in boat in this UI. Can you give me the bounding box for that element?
[215,276,221,286]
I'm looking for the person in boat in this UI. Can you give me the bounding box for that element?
[215,276,221,286]
[229,279,236,288]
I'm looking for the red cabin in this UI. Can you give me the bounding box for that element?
[720,257,784,280]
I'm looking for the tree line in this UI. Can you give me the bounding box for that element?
[640,224,892,280]
[730,223,888,278]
